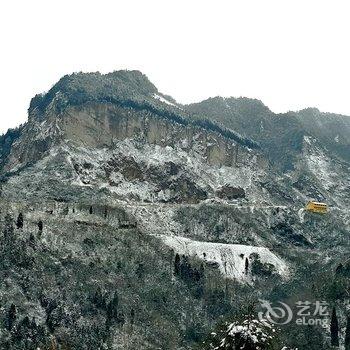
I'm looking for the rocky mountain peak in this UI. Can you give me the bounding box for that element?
[188,96,271,116]
[297,107,321,115]
[28,70,159,117]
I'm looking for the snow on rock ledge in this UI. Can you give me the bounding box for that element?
[156,234,288,282]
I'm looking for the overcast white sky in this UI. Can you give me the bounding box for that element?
[1,0,350,134]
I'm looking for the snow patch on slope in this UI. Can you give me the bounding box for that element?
[157,234,288,281]
[153,93,177,107]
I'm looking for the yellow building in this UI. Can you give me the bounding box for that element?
[306,201,328,213]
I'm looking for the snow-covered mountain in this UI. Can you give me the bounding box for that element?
[0,70,349,349]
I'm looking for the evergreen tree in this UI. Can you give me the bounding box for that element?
[136,263,144,279]
[29,233,35,246]
[345,316,350,350]
[202,317,282,349]
[180,255,192,280]
[7,304,16,331]
[245,258,249,274]
[107,292,119,321]
[93,287,107,310]
[130,308,135,325]
[330,307,339,347]
[199,263,205,279]
[174,253,180,275]
[16,213,24,229]
[111,292,119,317]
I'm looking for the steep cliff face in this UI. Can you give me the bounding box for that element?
[0,70,349,349]
[291,135,350,207]
[2,72,270,207]
[187,97,350,171]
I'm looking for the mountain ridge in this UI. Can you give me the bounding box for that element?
[23,69,350,171]
[0,70,349,349]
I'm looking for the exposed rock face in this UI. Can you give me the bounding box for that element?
[187,97,350,171]
[216,185,245,200]
[2,95,270,205]
[0,70,349,349]
[5,102,260,172]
